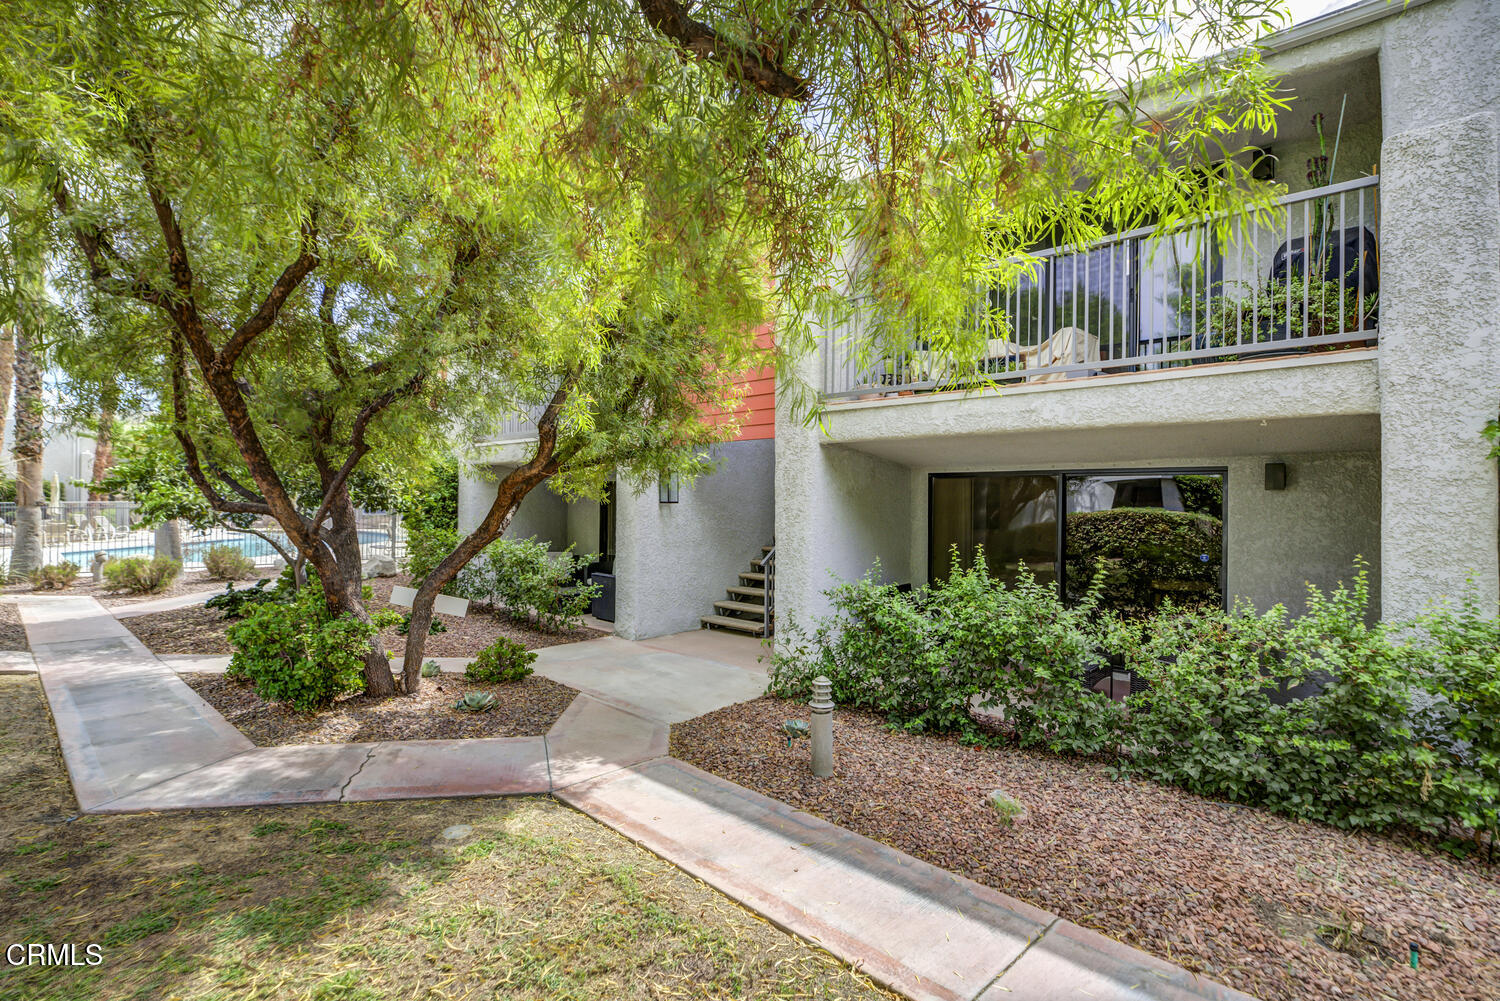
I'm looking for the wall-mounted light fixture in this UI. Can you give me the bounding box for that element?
[1264,461,1288,491]
[658,475,680,504]
[1251,146,1277,182]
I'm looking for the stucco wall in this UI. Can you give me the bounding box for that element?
[1377,110,1500,618]
[904,450,1382,620]
[611,439,776,640]
[565,497,601,555]
[776,362,914,635]
[456,468,568,547]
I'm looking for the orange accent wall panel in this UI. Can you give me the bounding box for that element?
[700,326,775,441]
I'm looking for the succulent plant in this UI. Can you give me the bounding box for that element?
[780,719,810,747]
[453,691,498,712]
[421,660,442,678]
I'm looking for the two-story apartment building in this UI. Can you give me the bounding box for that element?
[464,0,1500,640]
[777,0,1500,631]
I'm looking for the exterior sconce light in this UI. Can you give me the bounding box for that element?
[1251,146,1277,181]
[658,476,680,504]
[1264,462,1288,491]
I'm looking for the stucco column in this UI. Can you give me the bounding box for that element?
[775,337,914,645]
[1377,111,1500,619]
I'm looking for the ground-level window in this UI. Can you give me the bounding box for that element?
[929,469,1225,615]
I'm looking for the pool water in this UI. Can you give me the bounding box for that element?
[62,529,391,564]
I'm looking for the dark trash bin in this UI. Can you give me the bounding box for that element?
[590,572,615,623]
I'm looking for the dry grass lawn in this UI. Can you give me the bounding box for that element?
[0,677,895,1001]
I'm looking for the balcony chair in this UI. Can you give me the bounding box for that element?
[983,326,1101,383]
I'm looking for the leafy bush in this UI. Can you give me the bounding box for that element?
[465,637,536,683]
[202,545,257,581]
[226,578,401,712]
[1063,508,1221,615]
[398,457,459,534]
[103,556,182,594]
[395,613,446,636]
[204,579,284,620]
[29,562,80,590]
[405,529,600,633]
[467,538,600,632]
[774,554,1500,842]
[770,554,1121,751]
[402,525,458,585]
[1193,273,1377,347]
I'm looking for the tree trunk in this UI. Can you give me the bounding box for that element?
[335,507,395,697]
[400,463,551,692]
[0,324,14,481]
[89,379,119,502]
[153,519,183,561]
[9,325,45,580]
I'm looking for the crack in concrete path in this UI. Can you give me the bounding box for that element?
[338,746,379,801]
[971,916,1060,1000]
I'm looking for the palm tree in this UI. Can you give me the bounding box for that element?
[9,323,43,580]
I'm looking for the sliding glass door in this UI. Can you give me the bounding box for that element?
[929,474,1058,587]
[930,469,1225,614]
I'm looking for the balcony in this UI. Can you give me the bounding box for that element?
[823,177,1379,399]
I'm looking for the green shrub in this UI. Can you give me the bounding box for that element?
[204,579,284,620]
[402,525,459,585]
[103,555,182,594]
[226,579,401,711]
[1404,591,1500,842]
[1063,507,1222,616]
[472,538,599,632]
[465,637,536,683]
[774,554,1500,842]
[202,544,257,581]
[29,562,80,590]
[769,553,1120,751]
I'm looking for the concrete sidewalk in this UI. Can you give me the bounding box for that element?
[561,758,1254,1001]
[19,596,1254,1001]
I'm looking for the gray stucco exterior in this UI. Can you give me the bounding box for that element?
[613,439,776,640]
[773,0,1500,632]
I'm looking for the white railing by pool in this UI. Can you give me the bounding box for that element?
[0,501,407,578]
[823,177,1379,398]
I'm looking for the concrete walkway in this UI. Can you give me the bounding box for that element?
[18,595,1254,1001]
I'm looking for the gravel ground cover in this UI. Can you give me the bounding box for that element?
[0,676,896,1001]
[118,575,604,657]
[2,569,224,607]
[672,696,1500,1001]
[183,672,578,745]
[0,602,28,651]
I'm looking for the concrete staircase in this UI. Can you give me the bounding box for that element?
[700,543,774,637]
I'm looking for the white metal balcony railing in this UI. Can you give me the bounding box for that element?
[823,176,1380,398]
[484,401,551,444]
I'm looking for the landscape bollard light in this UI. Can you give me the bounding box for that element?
[810,676,834,778]
[91,552,109,583]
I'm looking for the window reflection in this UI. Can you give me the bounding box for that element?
[1063,473,1224,615]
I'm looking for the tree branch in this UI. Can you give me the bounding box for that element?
[220,212,320,370]
[306,370,426,537]
[168,330,273,517]
[49,173,171,309]
[637,0,810,100]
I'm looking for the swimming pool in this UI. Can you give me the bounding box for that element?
[61,529,393,565]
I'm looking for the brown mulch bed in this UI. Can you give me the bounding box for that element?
[184,671,577,745]
[120,603,232,654]
[0,602,28,651]
[1,569,225,607]
[671,697,1500,1001]
[115,575,605,658]
[364,577,607,657]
